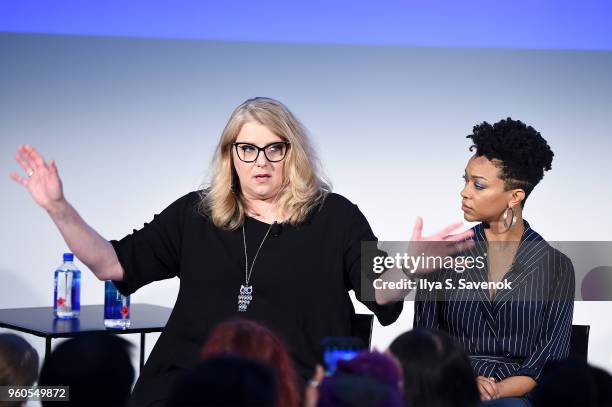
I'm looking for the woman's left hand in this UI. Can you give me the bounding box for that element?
[476,376,500,401]
[405,217,475,274]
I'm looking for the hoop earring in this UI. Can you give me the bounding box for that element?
[502,207,517,232]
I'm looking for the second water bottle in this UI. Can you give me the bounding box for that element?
[104,281,131,329]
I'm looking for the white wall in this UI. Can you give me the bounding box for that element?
[1,33,611,376]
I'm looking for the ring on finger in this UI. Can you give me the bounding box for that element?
[307,379,320,388]
[26,169,34,177]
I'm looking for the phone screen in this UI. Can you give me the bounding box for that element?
[322,336,365,375]
[323,348,361,375]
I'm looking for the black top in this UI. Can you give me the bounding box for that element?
[111,191,403,407]
[414,221,574,381]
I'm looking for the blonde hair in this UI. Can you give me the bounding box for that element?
[200,97,330,230]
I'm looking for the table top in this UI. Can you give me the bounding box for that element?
[0,304,172,338]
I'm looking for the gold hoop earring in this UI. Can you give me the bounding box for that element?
[502,207,517,232]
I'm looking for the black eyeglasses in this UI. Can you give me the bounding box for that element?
[232,141,290,163]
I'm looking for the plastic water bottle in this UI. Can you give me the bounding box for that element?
[104,281,131,329]
[53,253,81,319]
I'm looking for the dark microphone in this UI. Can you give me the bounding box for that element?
[271,221,283,237]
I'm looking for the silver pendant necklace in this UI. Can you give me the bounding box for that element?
[237,220,274,312]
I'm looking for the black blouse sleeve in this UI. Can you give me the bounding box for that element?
[344,203,404,326]
[109,192,197,296]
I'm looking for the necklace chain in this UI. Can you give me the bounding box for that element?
[242,221,274,285]
[238,194,280,312]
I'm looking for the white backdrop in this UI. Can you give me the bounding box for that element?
[1,33,611,377]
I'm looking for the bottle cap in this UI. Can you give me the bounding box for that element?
[63,253,74,262]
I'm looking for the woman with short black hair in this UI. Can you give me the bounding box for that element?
[414,118,575,401]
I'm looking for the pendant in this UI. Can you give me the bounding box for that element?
[238,284,253,312]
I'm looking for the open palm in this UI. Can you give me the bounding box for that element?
[10,145,64,210]
[406,216,475,274]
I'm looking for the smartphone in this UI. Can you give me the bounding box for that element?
[322,336,365,376]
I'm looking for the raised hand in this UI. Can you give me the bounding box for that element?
[410,216,473,243]
[303,364,325,407]
[374,217,476,304]
[10,145,65,211]
[10,144,125,282]
[405,217,475,274]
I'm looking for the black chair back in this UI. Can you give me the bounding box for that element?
[351,313,374,348]
[569,324,590,362]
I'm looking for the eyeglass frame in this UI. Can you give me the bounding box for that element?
[232,141,291,163]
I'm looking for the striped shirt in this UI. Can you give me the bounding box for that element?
[414,221,575,381]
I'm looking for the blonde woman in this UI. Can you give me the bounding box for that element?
[12,97,412,406]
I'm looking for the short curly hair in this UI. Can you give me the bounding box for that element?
[467,118,554,206]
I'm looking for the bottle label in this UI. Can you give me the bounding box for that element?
[60,271,72,309]
[104,281,130,320]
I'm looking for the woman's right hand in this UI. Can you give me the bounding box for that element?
[10,145,65,212]
[10,145,124,281]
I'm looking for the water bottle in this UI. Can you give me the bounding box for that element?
[53,253,81,319]
[104,281,131,329]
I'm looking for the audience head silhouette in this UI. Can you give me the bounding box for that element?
[38,334,134,407]
[201,318,300,407]
[318,351,403,407]
[389,328,479,407]
[168,355,276,407]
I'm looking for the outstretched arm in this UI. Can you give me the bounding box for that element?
[11,145,124,281]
